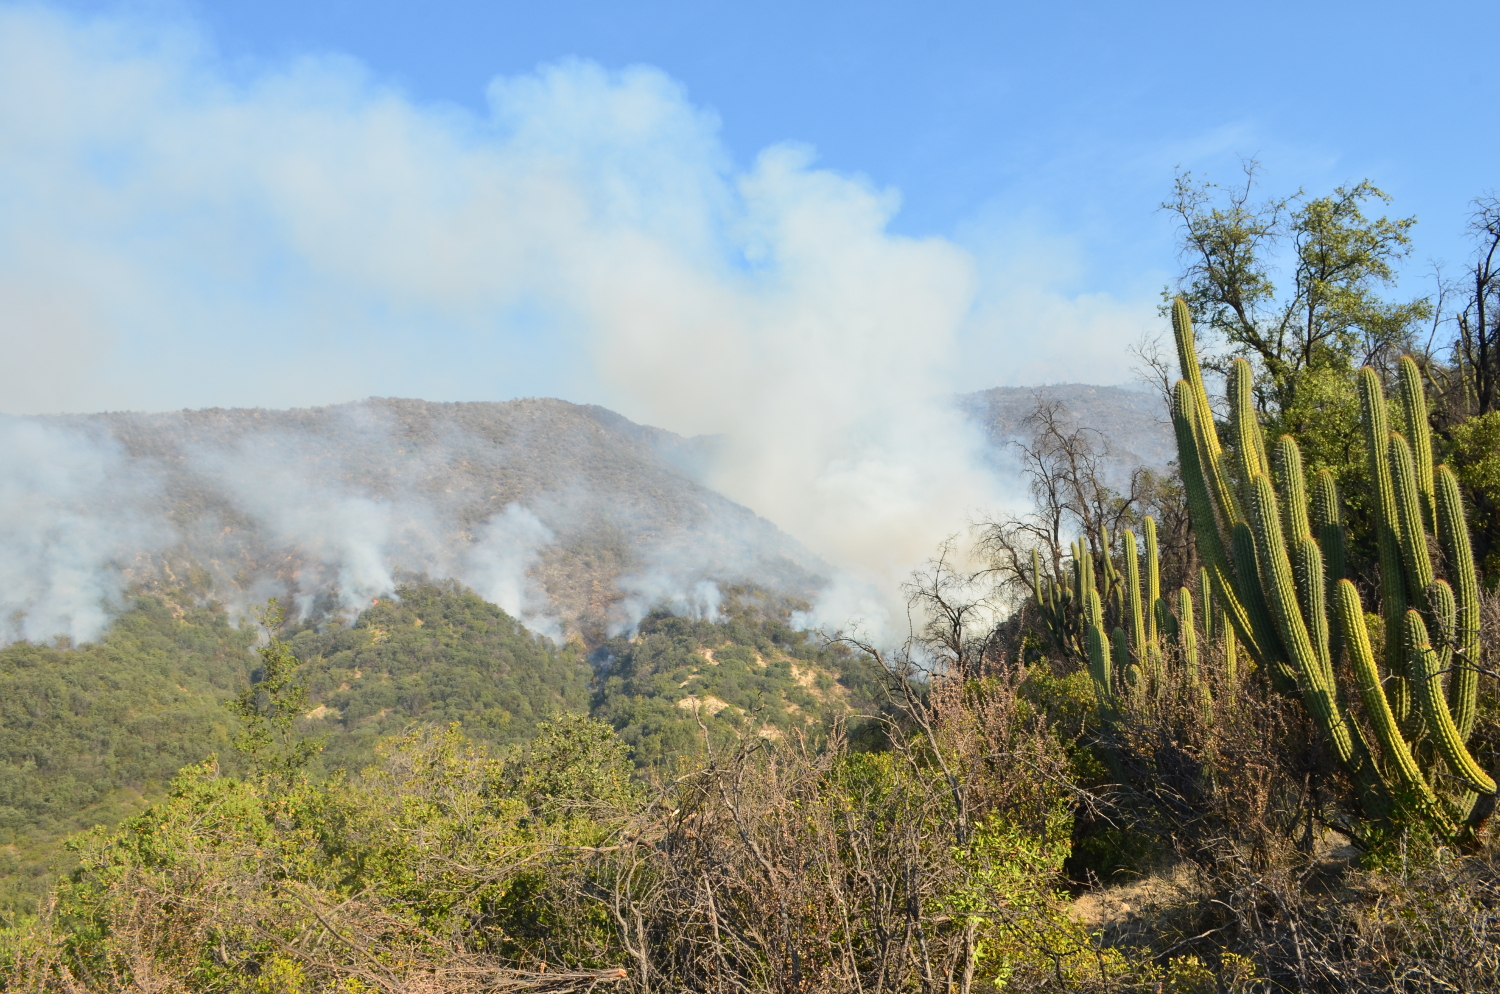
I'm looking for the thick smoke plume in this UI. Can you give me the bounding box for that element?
[0,6,1156,643]
[0,420,172,643]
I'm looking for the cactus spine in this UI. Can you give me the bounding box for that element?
[1169,300,1494,834]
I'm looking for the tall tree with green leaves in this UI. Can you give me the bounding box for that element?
[1162,165,1430,448]
[227,600,323,783]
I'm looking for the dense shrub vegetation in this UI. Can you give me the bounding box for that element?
[4,178,1500,991]
[0,582,878,922]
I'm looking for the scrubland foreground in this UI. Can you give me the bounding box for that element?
[5,603,1500,994]
[9,187,1500,991]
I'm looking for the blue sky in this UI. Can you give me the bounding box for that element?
[161,0,1495,279]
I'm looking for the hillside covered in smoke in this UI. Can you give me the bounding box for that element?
[0,385,1172,647]
[0,398,827,644]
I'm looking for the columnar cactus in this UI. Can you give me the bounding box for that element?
[1168,298,1492,835]
[1028,479,1241,707]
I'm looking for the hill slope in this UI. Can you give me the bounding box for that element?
[4,398,826,643]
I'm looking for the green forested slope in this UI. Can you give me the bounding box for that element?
[0,583,872,914]
[0,599,252,911]
[591,596,888,771]
[288,581,592,774]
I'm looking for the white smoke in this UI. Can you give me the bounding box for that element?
[0,5,1157,644]
[0,419,173,643]
[464,504,558,639]
[194,443,405,618]
[0,414,577,642]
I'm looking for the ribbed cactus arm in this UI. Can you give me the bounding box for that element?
[1297,536,1334,686]
[1273,436,1329,672]
[1247,474,1355,764]
[1230,359,1268,494]
[1310,469,1344,553]
[1172,380,1269,668]
[1198,566,1213,642]
[1179,586,1200,691]
[1436,465,1480,741]
[1334,580,1440,812]
[1112,627,1133,696]
[1432,579,1458,675]
[1233,521,1291,685]
[1428,580,1469,752]
[1124,529,1146,657]
[1389,432,1435,602]
[1083,585,1112,702]
[1359,367,1411,720]
[1100,526,1121,611]
[1086,624,1113,703]
[1172,304,1243,525]
[1145,516,1161,645]
[1172,380,1230,561]
[1311,469,1347,664]
[1223,621,1238,699]
[1172,299,1222,461]
[1084,585,1104,632]
[1397,356,1436,530]
[1406,610,1496,795]
[1075,539,1093,605]
[1272,435,1312,539]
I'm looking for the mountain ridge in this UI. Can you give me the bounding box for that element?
[6,396,827,643]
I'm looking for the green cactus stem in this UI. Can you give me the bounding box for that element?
[1222,616,1238,701]
[1396,355,1436,533]
[1170,380,1266,667]
[1310,468,1346,663]
[1124,529,1146,658]
[1230,359,1268,495]
[1246,473,1356,766]
[1359,367,1412,725]
[1179,586,1200,694]
[1389,432,1435,603]
[1111,628,1130,699]
[1334,580,1443,819]
[1086,623,1112,704]
[1405,610,1495,795]
[1435,465,1480,741]
[1144,517,1161,644]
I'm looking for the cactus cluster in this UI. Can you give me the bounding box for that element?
[1031,520,1234,708]
[1167,298,1491,834]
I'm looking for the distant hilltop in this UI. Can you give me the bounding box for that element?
[960,383,1174,471]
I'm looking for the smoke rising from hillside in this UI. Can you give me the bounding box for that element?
[0,420,173,643]
[0,6,1156,642]
[464,505,558,638]
[0,399,829,645]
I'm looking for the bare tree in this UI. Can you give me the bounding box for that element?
[1451,196,1500,415]
[978,397,1145,599]
[901,538,1008,682]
